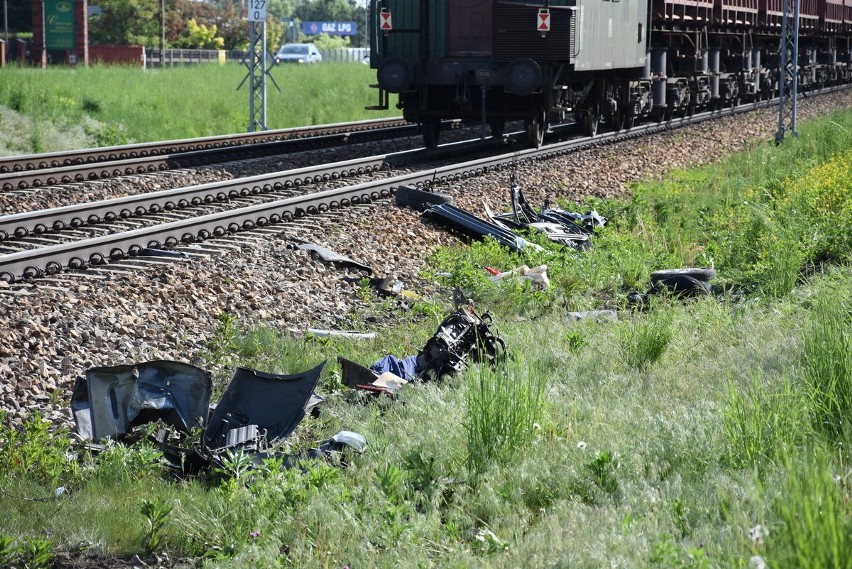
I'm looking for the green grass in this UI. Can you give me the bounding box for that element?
[0,63,396,154]
[1,268,851,566]
[2,92,852,566]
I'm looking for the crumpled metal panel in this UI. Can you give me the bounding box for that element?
[422,203,536,252]
[71,360,212,442]
[204,361,326,450]
[288,239,373,274]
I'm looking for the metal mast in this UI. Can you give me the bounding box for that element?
[775,0,800,143]
[246,20,268,132]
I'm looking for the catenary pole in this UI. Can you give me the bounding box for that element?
[776,0,800,143]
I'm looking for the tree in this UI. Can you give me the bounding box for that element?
[175,19,225,49]
[6,1,32,34]
[292,0,363,47]
[268,0,295,21]
[293,0,357,22]
[89,0,160,45]
[203,1,248,51]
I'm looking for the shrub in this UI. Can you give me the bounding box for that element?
[0,412,77,484]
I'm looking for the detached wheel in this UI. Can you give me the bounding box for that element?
[650,268,717,284]
[421,117,441,149]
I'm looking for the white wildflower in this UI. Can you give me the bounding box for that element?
[749,555,767,569]
[748,524,769,546]
[577,441,587,450]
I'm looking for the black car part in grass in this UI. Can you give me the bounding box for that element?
[339,302,507,392]
[72,360,366,474]
[416,303,506,381]
[485,178,606,250]
[422,203,537,252]
[71,360,213,442]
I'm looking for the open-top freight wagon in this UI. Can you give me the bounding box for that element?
[367,0,852,147]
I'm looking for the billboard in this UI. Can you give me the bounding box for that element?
[301,21,358,36]
[45,0,75,50]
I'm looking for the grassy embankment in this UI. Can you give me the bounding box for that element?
[0,63,396,156]
[0,89,851,566]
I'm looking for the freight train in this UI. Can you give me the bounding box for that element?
[367,0,852,147]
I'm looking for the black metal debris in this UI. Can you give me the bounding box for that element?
[71,360,366,473]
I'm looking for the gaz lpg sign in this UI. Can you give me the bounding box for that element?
[301,21,358,36]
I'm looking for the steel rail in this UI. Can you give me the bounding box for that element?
[0,117,407,172]
[0,136,506,241]
[0,118,415,191]
[1,84,846,283]
[0,116,711,283]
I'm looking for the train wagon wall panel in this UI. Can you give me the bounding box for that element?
[493,3,573,61]
[652,0,714,25]
[448,0,492,56]
[380,0,420,59]
[715,0,759,25]
[846,0,852,31]
[760,0,820,28]
[819,0,844,32]
[573,0,649,71]
[430,1,447,58]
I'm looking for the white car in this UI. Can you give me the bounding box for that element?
[275,43,322,64]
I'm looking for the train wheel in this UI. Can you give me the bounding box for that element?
[490,119,506,138]
[525,112,546,148]
[422,118,441,149]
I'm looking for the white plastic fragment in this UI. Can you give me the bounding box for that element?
[489,264,550,290]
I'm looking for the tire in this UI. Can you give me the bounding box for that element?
[650,267,716,284]
[651,275,712,297]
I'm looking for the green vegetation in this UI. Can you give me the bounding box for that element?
[1,109,852,566]
[0,63,395,155]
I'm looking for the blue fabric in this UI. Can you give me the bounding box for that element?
[370,355,420,381]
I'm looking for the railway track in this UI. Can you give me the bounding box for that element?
[0,86,844,285]
[0,117,415,191]
[0,107,724,282]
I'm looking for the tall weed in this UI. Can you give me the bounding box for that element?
[752,203,807,298]
[800,289,852,443]
[91,440,166,484]
[465,361,547,476]
[0,412,77,484]
[721,371,808,469]
[618,307,673,370]
[770,447,852,569]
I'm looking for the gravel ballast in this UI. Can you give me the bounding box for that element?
[2,92,851,429]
